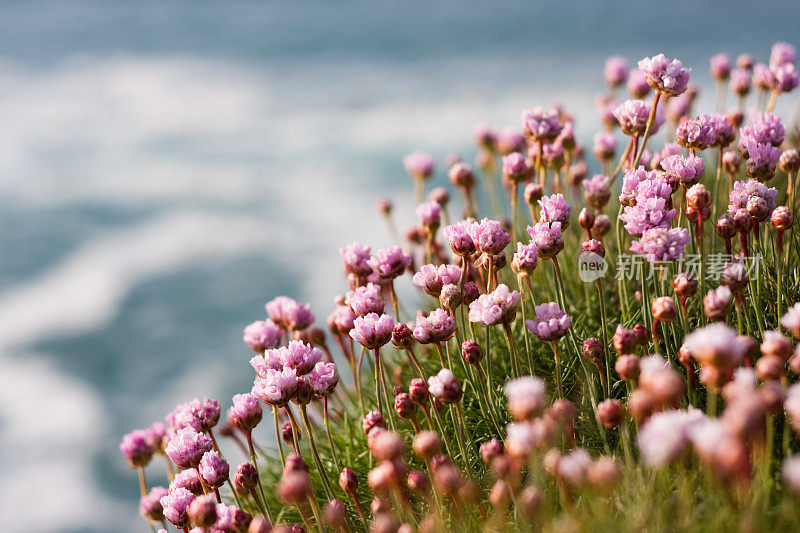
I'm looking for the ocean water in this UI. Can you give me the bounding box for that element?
[0,2,797,531]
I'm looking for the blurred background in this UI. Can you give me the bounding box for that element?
[0,1,797,531]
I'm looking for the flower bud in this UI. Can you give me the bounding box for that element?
[524,182,544,205]
[722,150,741,174]
[188,495,218,529]
[772,205,795,232]
[391,323,414,350]
[363,410,386,435]
[613,325,637,355]
[235,462,258,492]
[413,431,441,461]
[721,262,749,293]
[578,208,595,231]
[590,214,611,239]
[278,470,312,504]
[462,282,480,306]
[489,480,510,508]
[408,378,430,404]
[779,149,800,173]
[582,337,603,365]
[716,213,737,239]
[615,354,641,382]
[324,499,347,528]
[481,438,504,464]
[761,331,793,360]
[582,239,605,257]
[249,516,272,533]
[626,389,656,423]
[429,187,450,206]
[587,457,620,491]
[394,393,417,419]
[282,421,297,445]
[687,184,711,210]
[651,296,677,323]
[756,355,785,382]
[339,467,358,493]
[633,324,650,345]
[461,340,484,365]
[448,162,475,189]
[439,284,462,311]
[733,209,752,233]
[673,272,698,298]
[369,431,404,461]
[407,470,430,496]
[370,497,392,515]
[596,399,624,428]
[746,196,770,222]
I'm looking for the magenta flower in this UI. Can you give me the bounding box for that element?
[265,296,295,327]
[468,284,520,326]
[771,42,797,66]
[543,140,565,168]
[442,221,477,257]
[526,302,571,341]
[638,54,691,96]
[347,282,385,317]
[413,308,456,344]
[710,53,731,80]
[741,138,781,181]
[627,68,651,98]
[198,451,230,490]
[412,263,462,296]
[427,368,463,404]
[416,200,442,228]
[739,112,785,150]
[467,218,511,255]
[367,246,411,281]
[728,180,778,219]
[250,349,282,377]
[349,313,395,350]
[160,487,195,528]
[676,114,715,151]
[339,242,373,278]
[613,99,663,137]
[497,128,526,155]
[637,409,704,467]
[167,397,221,433]
[511,242,538,276]
[629,227,691,263]
[473,122,497,149]
[538,194,571,228]
[165,428,213,470]
[620,176,676,236]
[769,62,799,93]
[709,113,736,147]
[309,361,339,397]
[252,367,298,406]
[329,304,357,335]
[526,221,563,259]
[620,166,653,205]
[729,68,750,96]
[277,340,324,375]
[243,320,282,353]
[592,132,617,161]
[660,154,705,186]
[139,486,168,521]
[229,393,263,432]
[604,56,629,87]
[171,468,202,495]
[521,107,562,142]
[120,429,156,467]
[502,152,534,182]
[582,174,611,210]
[404,151,435,180]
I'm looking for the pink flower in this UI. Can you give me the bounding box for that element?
[347,282,385,317]
[504,376,547,420]
[636,408,704,467]
[526,301,570,341]
[349,313,395,350]
[367,246,412,280]
[538,194,571,228]
[252,367,298,406]
[683,323,748,368]
[404,151,435,180]
[511,242,538,276]
[243,320,282,353]
[604,56,629,87]
[442,221,477,257]
[229,393,262,431]
[467,218,511,255]
[521,106,562,142]
[468,284,520,326]
[416,201,442,228]
[198,451,229,489]
[160,487,195,528]
[276,340,324,375]
[781,303,800,339]
[638,54,691,96]
[413,308,456,344]
[309,361,339,397]
[427,368,462,404]
[411,264,462,296]
[340,242,373,278]
[165,428,213,470]
[526,221,563,259]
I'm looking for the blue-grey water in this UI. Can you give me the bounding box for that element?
[0,2,797,531]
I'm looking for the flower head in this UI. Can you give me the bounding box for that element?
[740,112,785,149]
[468,284,520,326]
[526,221,563,259]
[252,367,298,406]
[243,320,282,353]
[367,246,411,281]
[710,53,731,80]
[275,340,324,375]
[526,302,571,341]
[613,99,663,136]
[683,323,748,368]
[592,132,617,160]
[309,361,338,397]
[165,428,213,470]
[427,368,462,404]
[511,242,538,276]
[620,174,676,236]
[582,174,611,209]
[638,54,691,96]
[411,263,462,296]
[660,154,705,185]
[416,201,442,228]
[522,107,562,142]
[771,42,797,65]
[120,429,156,467]
[676,114,715,151]
[467,218,511,255]
[198,451,230,489]
[339,242,373,278]
[229,393,263,432]
[349,313,395,350]
[347,282,385,317]
[442,221,477,257]
[404,151,435,180]
[502,152,534,182]
[728,180,778,219]
[139,486,168,521]
[629,227,690,264]
[742,138,781,181]
[413,308,456,344]
[604,56,629,87]
[781,303,800,339]
[538,194,571,228]
[160,487,195,528]
[709,113,736,147]
[329,304,357,335]
[505,376,547,420]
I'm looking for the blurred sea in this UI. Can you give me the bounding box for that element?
[0,2,797,531]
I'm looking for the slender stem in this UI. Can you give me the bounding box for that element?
[631,92,662,169]
[502,321,522,378]
[551,340,564,398]
[373,348,383,414]
[323,398,341,472]
[299,405,336,500]
[273,406,286,466]
[137,466,148,497]
[596,278,610,397]
[246,431,274,523]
